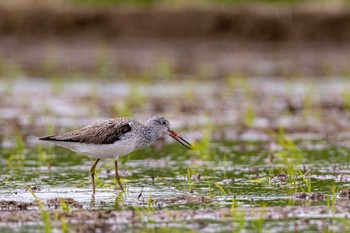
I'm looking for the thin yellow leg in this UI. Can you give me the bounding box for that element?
[90,158,100,194]
[115,160,124,191]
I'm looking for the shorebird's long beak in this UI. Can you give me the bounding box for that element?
[168,130,192,149]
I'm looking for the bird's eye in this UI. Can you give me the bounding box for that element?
[161,121,167,125]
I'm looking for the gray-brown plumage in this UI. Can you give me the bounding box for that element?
[39,115,191,193]
[40,119,132,144]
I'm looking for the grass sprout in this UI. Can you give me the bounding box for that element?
[252,206,266,233]
[187,168,193,192]
[37,144,48,166]
[298,168,312,194]
[8,132,26,168]
[193,128,212,160]
[147,192,154,212]
[214,183,226,196]
[28,187,52,233]
[205,171,213,198]
[60,215,68,233]
[271,128,305,194]
[114,101,133,117]
[231,197,245,233]
[243,103,256,128]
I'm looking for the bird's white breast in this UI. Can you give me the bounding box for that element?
[52,137,138,160]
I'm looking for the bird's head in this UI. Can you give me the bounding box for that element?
[146,115,191,149]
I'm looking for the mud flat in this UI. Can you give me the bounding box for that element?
[1,198,350,232]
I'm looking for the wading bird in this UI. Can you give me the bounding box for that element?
[39,116,191,193]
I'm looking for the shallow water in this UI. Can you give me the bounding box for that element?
[1,139,350,232]
[2,77,350,232]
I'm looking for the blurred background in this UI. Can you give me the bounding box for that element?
[1,0,350,145]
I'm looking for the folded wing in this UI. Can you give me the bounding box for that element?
[39,120,132,144]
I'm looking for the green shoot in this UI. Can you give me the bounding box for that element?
[152,57,173,80]
[51,74,64,94]
[59,199,71,213]
[37,144,48,166]
[214,183,226,196]
[96,44,112,79]
[187,169,193,192]
[58,199,70,233]
[114,101,133,117]
[184,81,196,101]
[341,89,350,110]
[147,192,154,211]
[133,206,144,223]
[8,132,26,168]
[303,85,321,121]
[95,169,103,189]
[193,128,212,160]
[331,184,337,212]
[115,190,125,209]
[272,128,304,194]
[197,63,213,80]
[129,81,147,108]
[244,103,255,128]
[298,169,311,194]
[303,88,313,119]
[205,171,212,198]
[16,132,25,153]
[60,216,68,233]
[252,206,266,233]
[223,153,228,179]
[42,49,58,76]
[28,187,52,233]
[231,197,245,233]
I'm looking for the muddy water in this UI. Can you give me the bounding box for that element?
[1,77,350,232]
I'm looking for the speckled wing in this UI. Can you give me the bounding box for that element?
[39,119,132,144]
